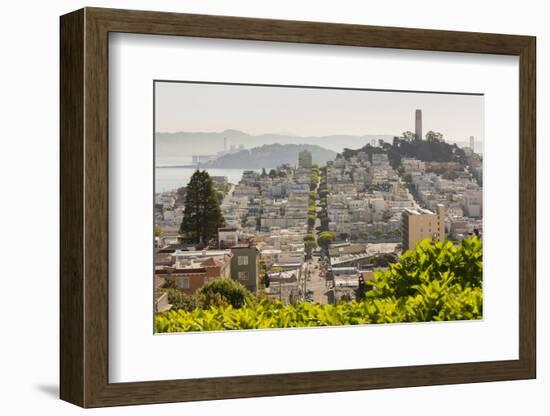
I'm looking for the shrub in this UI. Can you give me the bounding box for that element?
[199,291,230,309]
[304,240,317,252]
[159,288,200,312]
[318,231,336,249]
[197,278,251,308]
[303,233,315,242]
[161,278,177,289]
[155,289,482,332]
[158,287,236,312]
[366,237,482,299]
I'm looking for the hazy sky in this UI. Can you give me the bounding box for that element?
[155,81,484,143]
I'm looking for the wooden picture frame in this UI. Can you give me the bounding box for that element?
[60,7,536,408]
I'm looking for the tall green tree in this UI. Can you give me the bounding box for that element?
[425,130,444,142]
[317,231,336,249]
[179,170,225,243]
[402,131,415,142]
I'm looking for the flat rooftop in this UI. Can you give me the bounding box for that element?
[172,250,230,257]
[404,207,434,216]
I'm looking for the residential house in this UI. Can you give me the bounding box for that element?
[230,244,260,293]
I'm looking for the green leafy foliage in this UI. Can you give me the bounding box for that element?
[155,238,483,332]
[304,240,317,252]
[303,233,315,242]
[310,166,319,191]
[318,231,336,249]
[160,288,201,311]
[367,237,482,299]
[197,278,250,308]
[364,237,482,322]
[159,286,235,311]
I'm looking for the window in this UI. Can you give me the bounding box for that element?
[176,277,190,289]
[238,271,248,281]
[238,255,249,266]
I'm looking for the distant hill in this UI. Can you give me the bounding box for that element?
[155,129,395,158]
[202,143,337,169]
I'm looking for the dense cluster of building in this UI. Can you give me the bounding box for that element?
[402,157,482,241]
[154,155,317,308]
[154,110,483,310]
[326,152,414,240]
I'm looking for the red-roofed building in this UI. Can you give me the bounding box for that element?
[201,254,232,280]
[156,252,233,294]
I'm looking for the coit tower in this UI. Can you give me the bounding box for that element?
[415,109,422,140]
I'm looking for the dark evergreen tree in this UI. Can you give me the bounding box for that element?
[179,170,225,243]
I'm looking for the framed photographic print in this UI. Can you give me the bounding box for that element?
[60,7,536,408]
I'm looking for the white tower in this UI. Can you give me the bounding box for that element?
[415,109,422,140]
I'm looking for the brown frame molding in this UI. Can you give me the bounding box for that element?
[60,7,536,408]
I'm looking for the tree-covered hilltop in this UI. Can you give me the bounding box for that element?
[340,132,467,169]
[203,143,337,169]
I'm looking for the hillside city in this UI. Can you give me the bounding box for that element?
[154,110,483,313]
